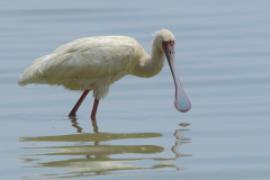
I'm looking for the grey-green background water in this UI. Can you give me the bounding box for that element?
[1,0,270,179]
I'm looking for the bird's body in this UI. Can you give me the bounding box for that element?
[19,29,191,120]
[19,36,152,98]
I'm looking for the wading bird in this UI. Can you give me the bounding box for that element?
[18,29,191,121]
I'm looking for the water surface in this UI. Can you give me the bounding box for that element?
[1,0,270,179]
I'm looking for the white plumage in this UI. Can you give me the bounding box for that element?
[18,36,145,98]
[18,29,191,119]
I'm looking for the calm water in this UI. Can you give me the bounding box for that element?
[1,0,270,179]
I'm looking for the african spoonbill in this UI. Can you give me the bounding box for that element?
[18,29,191,120]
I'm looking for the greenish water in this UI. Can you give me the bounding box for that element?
[1,0,270,179]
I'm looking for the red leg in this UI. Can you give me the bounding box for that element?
[69,90,90,117]
[91,98,99,121]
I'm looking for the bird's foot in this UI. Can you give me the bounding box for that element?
[90,115,96,122]
[68,112,77,118]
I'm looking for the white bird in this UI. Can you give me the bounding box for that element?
[18,29,191,120]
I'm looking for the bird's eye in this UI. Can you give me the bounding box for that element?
[162,41,175,48]
[169,40,175,45]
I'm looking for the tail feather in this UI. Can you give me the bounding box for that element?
[18,76,28,86]
[18,54,54,86]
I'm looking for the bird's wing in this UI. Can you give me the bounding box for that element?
[18,37,143,87]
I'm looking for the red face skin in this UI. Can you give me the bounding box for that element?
[162,40,175,55]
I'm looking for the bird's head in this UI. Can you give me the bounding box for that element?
[154,29,191,113]
[154,29,175,51]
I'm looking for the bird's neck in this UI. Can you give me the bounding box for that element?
[132,42,165,77]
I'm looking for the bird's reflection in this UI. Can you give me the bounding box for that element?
[21,119,191,179]
[70,116,83,133]
[69,116,98,133]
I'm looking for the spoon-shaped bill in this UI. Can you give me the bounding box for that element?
[164,47,191,112]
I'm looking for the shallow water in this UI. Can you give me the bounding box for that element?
[1,0,270,179]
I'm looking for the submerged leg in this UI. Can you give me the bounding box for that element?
[90,98,100,121]
[68,90,90,117]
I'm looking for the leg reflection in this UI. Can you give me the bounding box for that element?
[69,115,99,134]
[70,116,83,133]
[91,119,99,134]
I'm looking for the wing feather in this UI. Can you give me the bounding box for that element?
[18,36,143,90]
